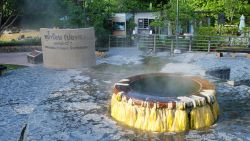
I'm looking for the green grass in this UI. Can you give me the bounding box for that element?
[0,64,26,71]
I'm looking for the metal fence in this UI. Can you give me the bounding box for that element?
[109,35,136,48]
[108,34,250,53]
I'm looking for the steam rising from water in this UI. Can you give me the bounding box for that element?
[21,0,68,28]
[129,75,200,98]
[161,63,206,76]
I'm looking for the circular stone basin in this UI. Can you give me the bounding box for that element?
[111,73,219,132]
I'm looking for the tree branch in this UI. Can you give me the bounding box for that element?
[0,0,3,27]
[0,14,15,29]
[1,14,18,31]
[0,13,2,27]
[0,13,19,36]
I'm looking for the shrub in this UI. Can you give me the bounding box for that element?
[196,27,217,36]
[193,27,222,51]
[0,37,41,47]
[215,25,238,36]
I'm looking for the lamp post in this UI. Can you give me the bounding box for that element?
[83,0,87,27]
[174,0,181,54]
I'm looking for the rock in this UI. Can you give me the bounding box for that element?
[27,50,43,64]
[0,65,7,76]
[206,67,230,80]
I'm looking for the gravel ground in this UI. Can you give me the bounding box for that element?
[169,52,250,80]
[0,66,81,141]
[1,48,250,141]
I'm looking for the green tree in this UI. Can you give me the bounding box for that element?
[189,0,225,15]
[111,0,149,13]
[0,0,24,35]
[40,0,113,47]
[84,0,113,47]
[189,0,247,24]
[59,0,85,28]
[154,0,194,35]
[224,0,247,24]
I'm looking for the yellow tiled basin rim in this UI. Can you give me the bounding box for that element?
[111,73,219,132]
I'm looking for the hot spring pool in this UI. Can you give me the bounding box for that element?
[111,73,219,132]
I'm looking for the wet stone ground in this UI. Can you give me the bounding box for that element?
[27,56,169,141]
[1,48,250,141]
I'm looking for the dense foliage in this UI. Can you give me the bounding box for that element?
[189,0,248,24]
[0,38,41,47]
[0,0,249,44]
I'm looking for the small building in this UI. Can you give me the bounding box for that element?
[112,13,127,36]
[134,12,156,34]
[112,12,157,36]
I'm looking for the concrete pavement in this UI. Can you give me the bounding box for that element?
[0,52,37,66]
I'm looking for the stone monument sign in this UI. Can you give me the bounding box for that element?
[40,28,96,68]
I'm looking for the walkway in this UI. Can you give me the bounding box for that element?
[0,52,37,66]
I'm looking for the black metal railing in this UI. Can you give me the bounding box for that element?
[108,34,250,54]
